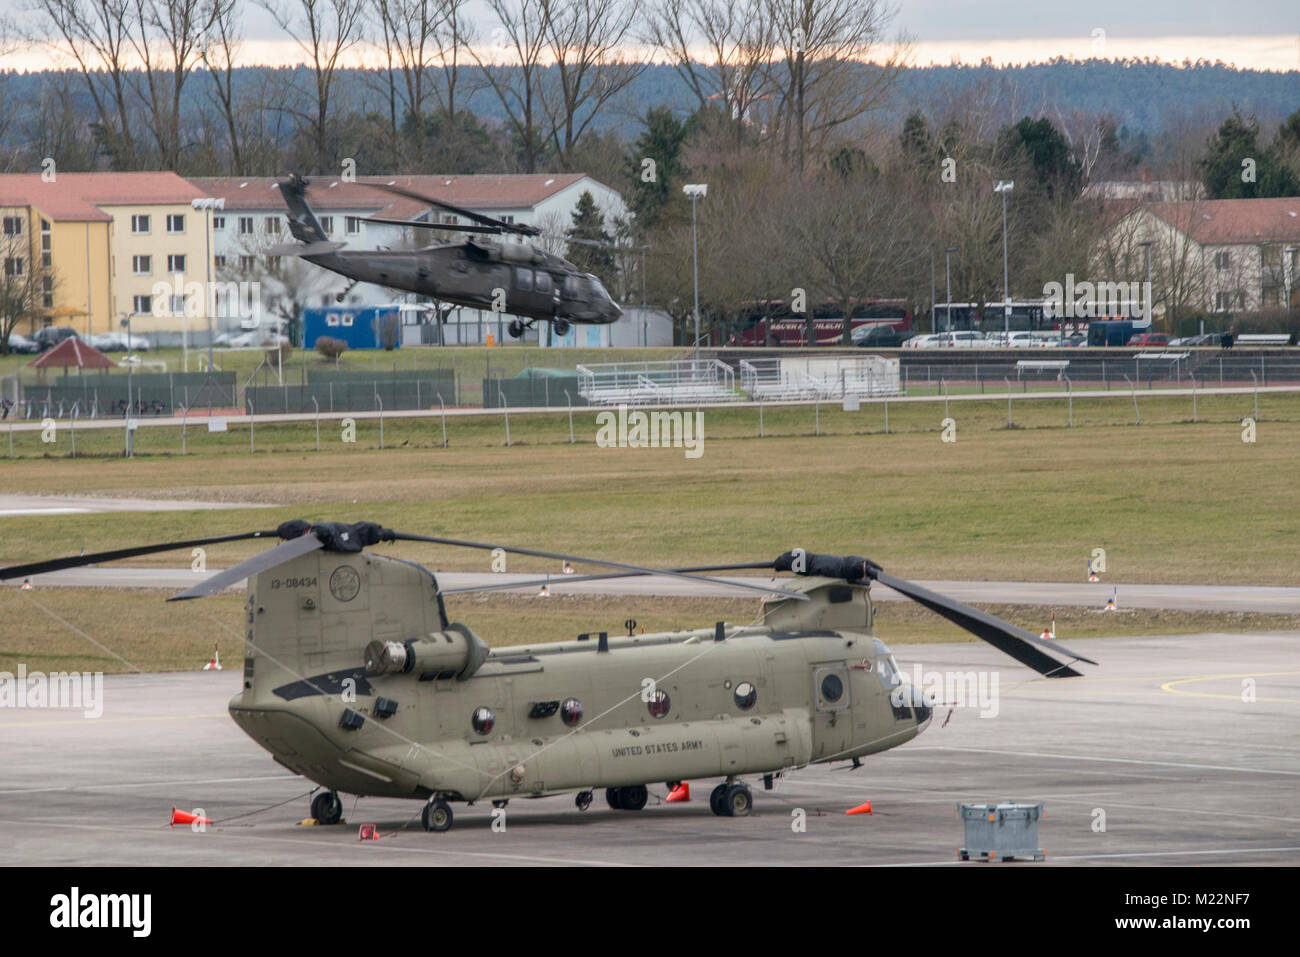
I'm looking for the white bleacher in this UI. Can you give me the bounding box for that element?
[576,359,739,406]
[740,356,901,400]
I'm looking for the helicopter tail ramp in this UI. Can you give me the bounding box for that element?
[279,175,330,244]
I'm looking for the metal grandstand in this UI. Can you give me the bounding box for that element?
[576,359,740,406]
[738,356,901,400]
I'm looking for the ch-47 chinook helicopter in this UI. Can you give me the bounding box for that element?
[271,175,621,340]
[1,521,1095,832]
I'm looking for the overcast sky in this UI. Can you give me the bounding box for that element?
[2,0,1298,71]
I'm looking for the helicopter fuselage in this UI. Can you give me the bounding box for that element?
[228,551,931,812]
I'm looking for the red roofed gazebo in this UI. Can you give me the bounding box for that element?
[27,337,117,374]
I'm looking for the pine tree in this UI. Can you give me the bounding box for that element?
[566,191,616,288]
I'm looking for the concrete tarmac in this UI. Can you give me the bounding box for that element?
[1,631,1296,866]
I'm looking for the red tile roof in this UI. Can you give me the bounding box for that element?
[187,177,426,217]
[27,336,117,369]
[1147,197,1300,245]
[363,173,589,209]
[0,172,205,222]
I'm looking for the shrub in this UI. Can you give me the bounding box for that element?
[315,336,347,359]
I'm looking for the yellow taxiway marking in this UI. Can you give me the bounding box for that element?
[1160,670,1300,703]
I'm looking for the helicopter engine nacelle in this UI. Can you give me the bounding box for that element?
[364,623,490,681]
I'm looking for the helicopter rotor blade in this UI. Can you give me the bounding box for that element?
[439,563,781,596]
[391,533,807,601]
[869,570,1094,678]
[0,530,282,582]
[168,534,326,601]
[360,216,502,235]
[768,550,1095,678]
[369,181,540,237]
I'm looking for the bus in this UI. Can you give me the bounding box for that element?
[737,298,912,346]
[934,300,1149,341]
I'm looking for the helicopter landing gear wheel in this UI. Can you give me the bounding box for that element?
[619,785,648,810]
[507,319,524,339]
[605,787,622,810]
[576,790,593,811]
[553,318,570,337]
[723,783,752,817]
[709,783,729,816]
[422,799,453,833]
[310,791,343,825]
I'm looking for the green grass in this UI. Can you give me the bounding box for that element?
[1,391,1297,589]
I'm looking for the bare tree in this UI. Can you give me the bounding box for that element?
[537,0,645,166]
[260,0,366,172]
[645,0,775,143]
[200,0,250,174]
[32,0,140,167]
[125,0,217,170]
[472,0,550,172]
[0,216,57,354]
[764,0,910,171]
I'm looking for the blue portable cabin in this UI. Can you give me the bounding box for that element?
[303,306,403,351]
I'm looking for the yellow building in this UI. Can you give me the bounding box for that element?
[0,172,212,337]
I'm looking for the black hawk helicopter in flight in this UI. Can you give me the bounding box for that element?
[1,523,1095,832]
[272,175,621,340]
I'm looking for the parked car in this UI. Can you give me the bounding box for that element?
[903,333,944,349]
[1128,332,1171,348]
[6,333,39,354]
[1170,333,1218,347]
[1059,333,1088,347]
[935,330,990,348]
[852,324,914,348]
[33,326,80,350]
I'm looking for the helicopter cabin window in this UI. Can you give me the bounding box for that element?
[646,689,670,719]
[734,682,756,710]
[514,267,533,291]
[534,271,553,294]
[820,673,844,703]
[471,707,495,735]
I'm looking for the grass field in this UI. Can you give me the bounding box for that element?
[4,588,1294,675]
[2,384,1296,673]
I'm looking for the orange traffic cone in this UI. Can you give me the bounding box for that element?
[846,801,873,815]
[538,584,550,597]
[203,643,221,671]
[358,824,380,841]
[169,807,211,828]
[666,782,690,803]
[562,561,574,574]
[1088,572,1099,582]
[1104,587,1117,612]
[21,578,32,590]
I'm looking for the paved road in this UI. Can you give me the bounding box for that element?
[1,632,1295,865]
[15,567,1300,614]
[0,494,272,516]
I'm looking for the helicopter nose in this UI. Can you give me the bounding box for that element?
[910,685,933,731]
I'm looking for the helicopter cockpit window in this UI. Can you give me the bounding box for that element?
[471,706,495,735]
[872,638,902,691]
[514,267,533,291]
[534,271,553,294]
[734,682,756,710]
[562,275,581,298]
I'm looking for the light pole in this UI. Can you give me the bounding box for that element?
[683,183,707,358]
[994,180,1014,339]
[929,242,935,334]
[1137,240,1153,328]
[191,197,224,372]
[945,246,958,333]
[119,311,132,416]
[1285,246,1297,313]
